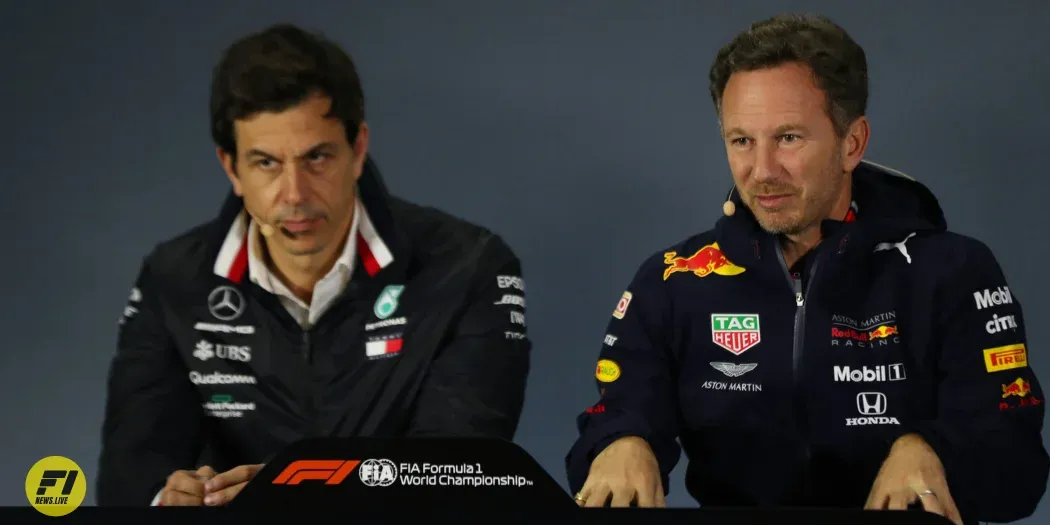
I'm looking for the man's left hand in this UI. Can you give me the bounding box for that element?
[202,464,265,506]
[865,433,962,525]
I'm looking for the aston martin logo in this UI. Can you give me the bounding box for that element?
[710,362,758,378]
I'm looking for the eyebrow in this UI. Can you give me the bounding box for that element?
[723,124,812,138]
[245,142,337,160]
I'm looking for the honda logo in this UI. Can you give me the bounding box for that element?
[856,392,887,415]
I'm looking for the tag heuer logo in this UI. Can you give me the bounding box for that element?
[711,314,761,355]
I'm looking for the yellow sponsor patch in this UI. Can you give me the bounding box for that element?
[984,343,1027,373]
[596,359,621,382]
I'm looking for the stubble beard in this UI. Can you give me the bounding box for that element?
[752,159,845,236]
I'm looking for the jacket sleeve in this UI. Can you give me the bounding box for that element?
[914,238,1048,522]
[96,254,208,505]
[564,254,681,495]
[404,235,531,440]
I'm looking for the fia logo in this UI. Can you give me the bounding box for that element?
[359,458,398,487]
[374,285,405,320]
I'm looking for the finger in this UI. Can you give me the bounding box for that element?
[160,489,204,506]
[574,489,588,506]
[886,489,914,511]
[634,483,655,508]
[654,485,667,508]
[573,476,595,507]
[916,493,946,516]
[910,483,950,518]
[205,465,254,492]
[864,475,886,509]
[609,485,635,508]
[195,465,217,481]
[583,485,611,508]
[166,471,206,497]
[203,480,247,506]
[931,485,963,525]
[864,485,888,510]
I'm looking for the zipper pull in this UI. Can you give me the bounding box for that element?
[796,292,804,306]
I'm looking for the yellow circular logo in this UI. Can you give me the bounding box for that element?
[26,456,86,517]
[595,359,621,382]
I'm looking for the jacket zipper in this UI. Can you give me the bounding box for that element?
[775,249,819,384]
[301,330,312,363]
[776,246,820,498]
[301,330,317,435]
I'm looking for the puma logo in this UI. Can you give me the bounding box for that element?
[873,232,916,264]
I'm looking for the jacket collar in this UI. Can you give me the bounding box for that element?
[208,155,405,284]
[713,159,947,270]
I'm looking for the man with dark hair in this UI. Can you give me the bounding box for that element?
[97,24,531,506]
[566,13,1047,524]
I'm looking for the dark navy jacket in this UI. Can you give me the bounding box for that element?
[565,161,1048,523]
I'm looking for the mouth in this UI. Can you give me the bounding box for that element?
[279,218,322,233]
[754,194,793,208]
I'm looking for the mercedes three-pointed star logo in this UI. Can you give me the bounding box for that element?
[207,285,245,321]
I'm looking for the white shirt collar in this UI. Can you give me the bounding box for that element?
[246,199,362,311]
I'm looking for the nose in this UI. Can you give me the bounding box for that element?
[279,164,309,205]
[750,141,781,184]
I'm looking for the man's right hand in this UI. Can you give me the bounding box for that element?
[575,436,666,508]
[158,466,217,506]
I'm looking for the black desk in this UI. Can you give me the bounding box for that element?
[7,507,954,525]
[18,437,952,524]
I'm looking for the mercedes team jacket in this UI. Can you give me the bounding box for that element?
[96,157,531,505]
[565,161,1048,523]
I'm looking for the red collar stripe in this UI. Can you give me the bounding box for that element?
[227,236,249,283]
[355,203,393,276]
[212,201,394,282]
[356,235,382,277]
[213,211,250,282]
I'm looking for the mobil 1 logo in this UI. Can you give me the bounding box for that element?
[833,363,906,383]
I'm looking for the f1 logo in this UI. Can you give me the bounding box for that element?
[272,460,361,485]
[36,470,78,496]
[857,392,887,415]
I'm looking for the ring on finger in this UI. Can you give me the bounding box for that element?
[916,489,937,498]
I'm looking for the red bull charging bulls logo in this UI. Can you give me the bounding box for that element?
[663,243,746,281]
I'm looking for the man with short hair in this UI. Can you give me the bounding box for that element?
[566,13,1047,524]
[97,24,531,507]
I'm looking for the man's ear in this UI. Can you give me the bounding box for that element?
[351,122,370,182]
[841,116,870,173]
[217,147,243,196]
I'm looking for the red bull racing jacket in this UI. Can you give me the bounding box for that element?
[565,161,1048,523]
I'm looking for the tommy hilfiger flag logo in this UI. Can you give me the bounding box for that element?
[366,337,403,359]
[711,314,761,355]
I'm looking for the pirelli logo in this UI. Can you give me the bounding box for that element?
[984,344,1027,373]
